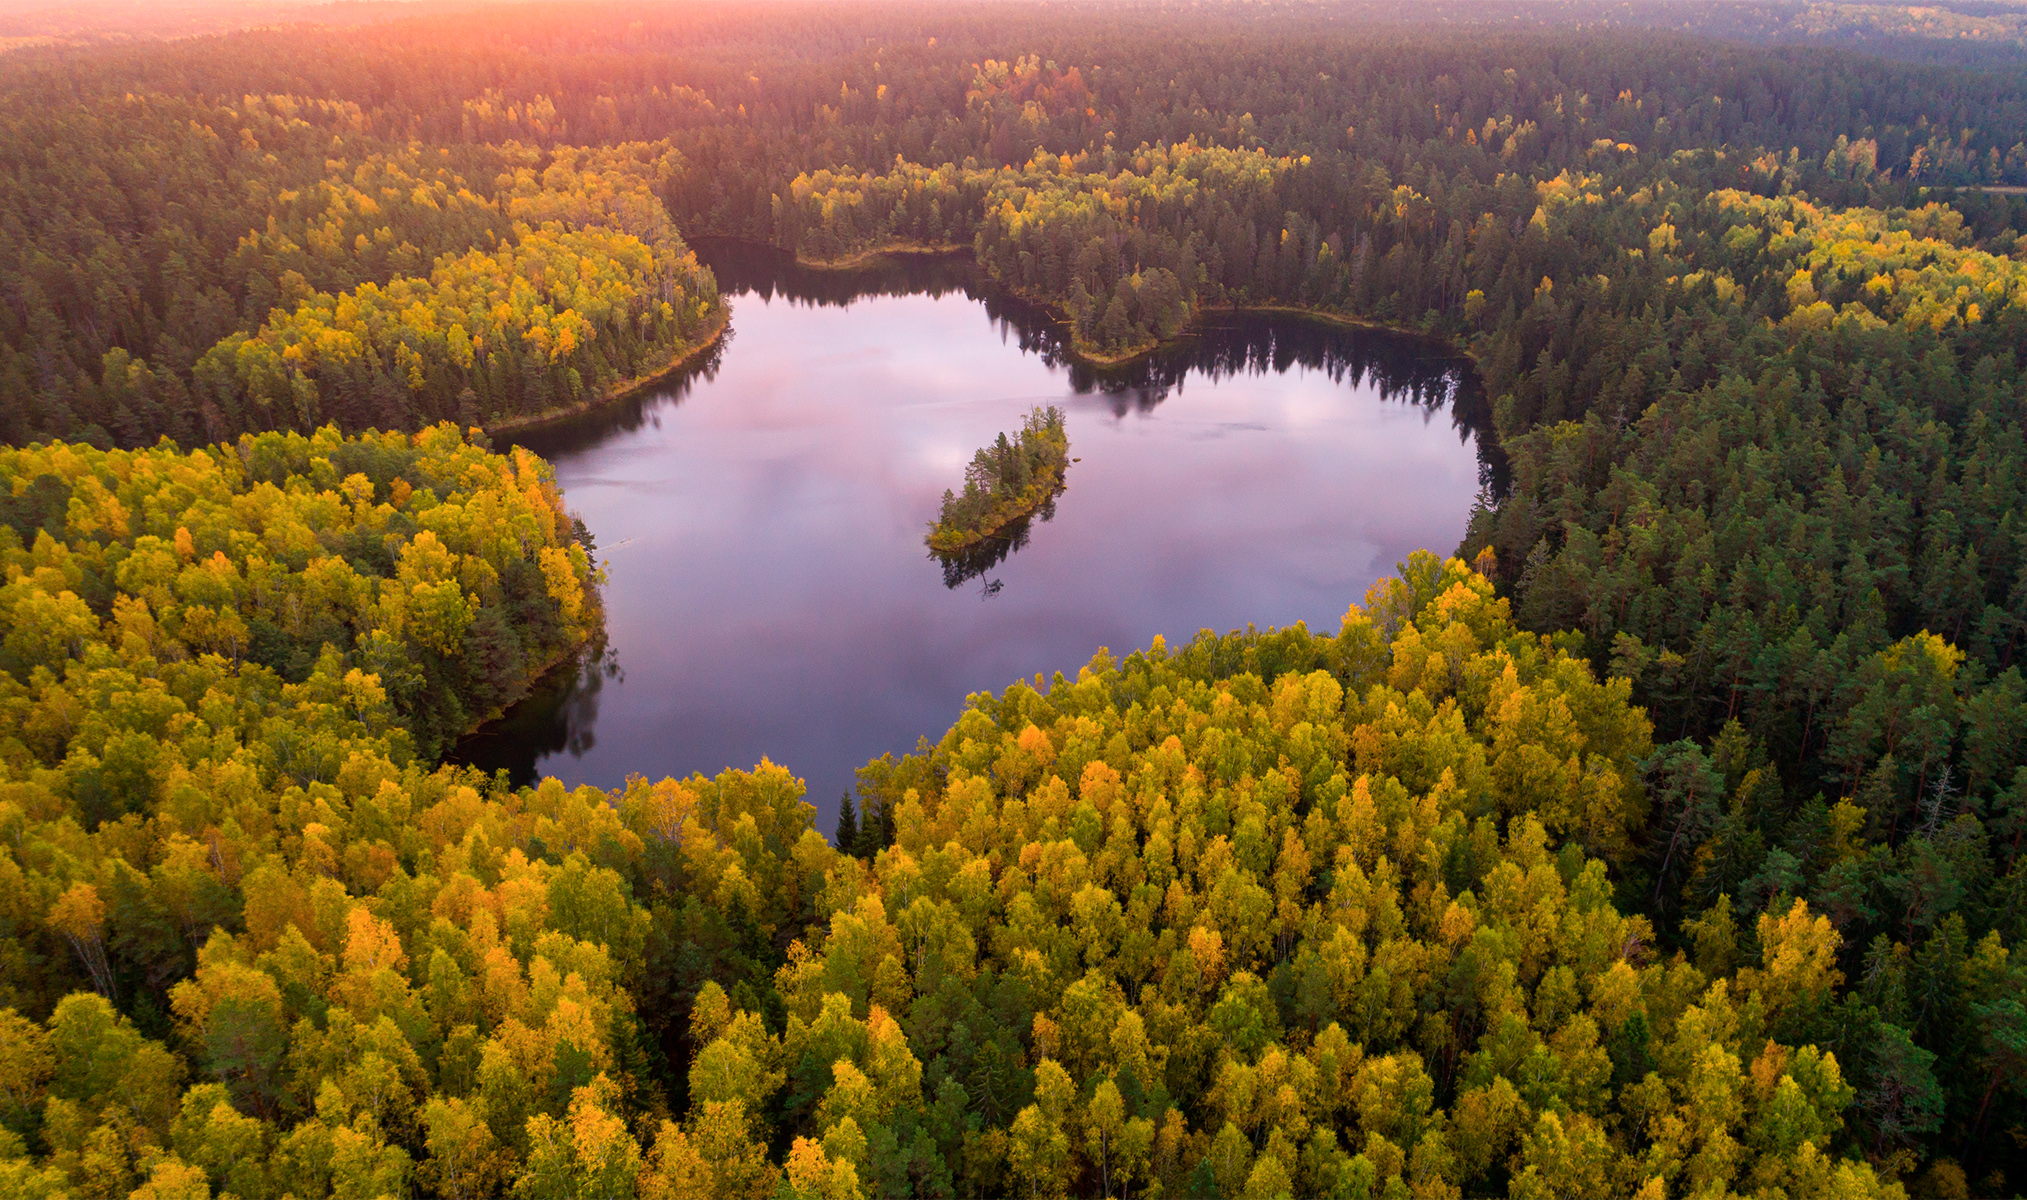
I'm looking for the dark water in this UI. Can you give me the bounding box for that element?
[455,242,1500,833]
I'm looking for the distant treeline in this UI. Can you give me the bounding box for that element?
[8,5,2027,445]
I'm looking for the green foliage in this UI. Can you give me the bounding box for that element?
[0,549,1918,1198]
[3,2,2027,1192]
[0,424,596,764]
[206,220,716,434]
[926,406,1069,552]
[750,556,1901,1198]
[0,99,720,446]
[0,428,820,1198]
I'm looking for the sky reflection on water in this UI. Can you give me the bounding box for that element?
[454,243,1498,831]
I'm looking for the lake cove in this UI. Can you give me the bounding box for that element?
[455,242,1500,834]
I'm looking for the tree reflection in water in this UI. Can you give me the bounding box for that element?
[462,237,1501,797]
[691,241,1500,591]
[449,637,621,788]
[931,497,1060,594]
[515,238,1498,496]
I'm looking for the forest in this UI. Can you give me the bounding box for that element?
[1,1,2026,1196]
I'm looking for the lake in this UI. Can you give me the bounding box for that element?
[454,242,1501,834]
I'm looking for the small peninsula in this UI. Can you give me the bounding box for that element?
[925,405,1071,552]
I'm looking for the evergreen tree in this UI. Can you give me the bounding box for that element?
[834,793,859,857]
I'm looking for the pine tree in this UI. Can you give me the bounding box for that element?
[835,794,859,857]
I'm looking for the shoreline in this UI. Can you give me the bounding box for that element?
[978,264,1470,371]
[707,235,1480,374]
[448,589,608,758]
[1061,303,1468,370]
[793,241,971,270]
[482,237,1486,444]
[441,629,588,765]
[459,575,606,736]
[484,305,732,437]
[926,474,1067,553]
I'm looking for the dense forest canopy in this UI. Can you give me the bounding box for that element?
[0,97,722,445]
[1,1,2026,1196]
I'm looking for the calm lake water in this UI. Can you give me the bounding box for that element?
[455,243,1499,833]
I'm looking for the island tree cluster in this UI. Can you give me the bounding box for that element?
[927,406,1070,553]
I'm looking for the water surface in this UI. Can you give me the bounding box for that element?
[457,244,1498,831]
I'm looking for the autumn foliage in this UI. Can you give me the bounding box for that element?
[2,3,2027,1195]
[0,551,1963,1198]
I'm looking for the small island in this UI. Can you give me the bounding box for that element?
[925,406,1071,552]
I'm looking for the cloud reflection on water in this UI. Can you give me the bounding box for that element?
[453,241,1500,834]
